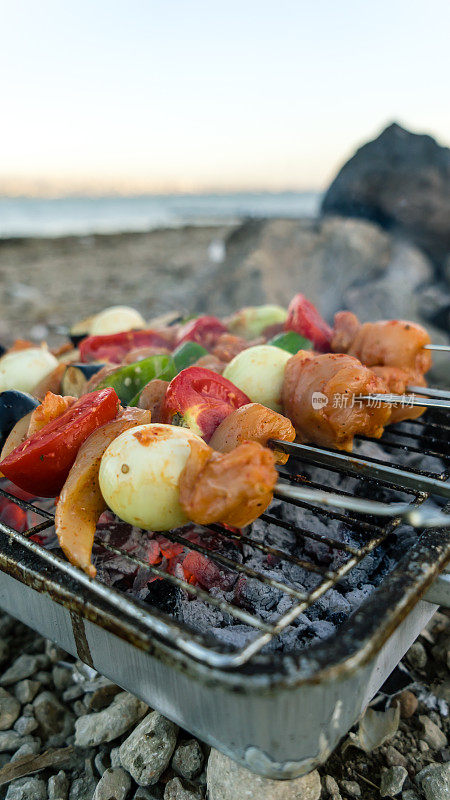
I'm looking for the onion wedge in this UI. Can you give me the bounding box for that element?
[55,407,151,577]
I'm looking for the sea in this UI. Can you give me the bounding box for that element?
[0,191,321,238]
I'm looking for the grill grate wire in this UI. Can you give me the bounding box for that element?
[0,410,449,668]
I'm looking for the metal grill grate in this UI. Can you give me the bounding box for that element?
[0,409,449,669]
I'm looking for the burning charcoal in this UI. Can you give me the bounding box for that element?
[0,688,20,731]
[119,711,178,786]
[344,585,375,612]
[145,580,180,616]
[93,768,131,800]
[172,738,204,781]
[182,551,235,592]
[207,748,322,800]
[0,654,49,686]
[75,692,148,747]
[48,770,69,800]
[233,574,283,618]
[180,600,224,635]
[5,777,47,800]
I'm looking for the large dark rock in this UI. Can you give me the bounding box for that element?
[321,123,450,270]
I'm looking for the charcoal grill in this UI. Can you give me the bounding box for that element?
[0,410,449,779]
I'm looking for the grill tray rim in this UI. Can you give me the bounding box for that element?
[1,511,449,690]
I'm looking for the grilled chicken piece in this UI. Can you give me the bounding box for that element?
[209,402,295,464]
[371,366,427,423]
[137,379,169,422]
[282,352,391,451]
[212,333,249,363]
[332,313,432,375]
[179,439,277,528]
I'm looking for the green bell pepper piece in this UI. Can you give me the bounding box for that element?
[268,331,313,354]
[172,341,208,372]
[96,354,176,406]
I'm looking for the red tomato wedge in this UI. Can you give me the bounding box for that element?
[176,316,228,349]
[0,389,119,497]
[285,293,333,352]
[79,330,171,363]
[160,367,250,442]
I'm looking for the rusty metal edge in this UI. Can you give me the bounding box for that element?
[0,522,449,693]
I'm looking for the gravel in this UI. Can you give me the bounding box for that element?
[119,711,178,785]
[75,692,148,747]
[48,770,69,800]
[93,767,132,800]
[380,765,408,796]
[5,777,47,800]
[0,655,49,686]
[171,739,204,780]
[0,688,21,731]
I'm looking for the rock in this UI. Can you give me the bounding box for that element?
[10,737,41,762]
[93,768,131,800]
[110,746,121,767]
[0,730,22,751]
[62,686,83,702]
[45,640,67,664]
[14,679,41,704]
[393,691,418,719]
[0,640,9,666]
[163,778,202,800]
[119,711,178,786]
[95,749,111,776]
[134,789,163,800]
[0,654,48,686]
[85,681,121,712]
[73,700,87,717]
[386,745,407,768]
[52,666,73,693]
[321,122,450,270]
[68,775,98,799]
[5,777,47,799]
[419,740,430,752]
[380,766,408,796]
[0,688,21,730]
[33,691,73,738]
[48,771,70,799]
[419,715,448,750]
[34,671,53,687]
[14,713,39,736]
[75,691,148,747]
[416,762,450,799]
[48,770,69,800]
[402,793,420,800]
[406,642,427,670]
[207,749,321,800]
[339,780,361,797]
[323,775,342,798]
[172,739,204,780]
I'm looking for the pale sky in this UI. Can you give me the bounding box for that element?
[1,0,449,195]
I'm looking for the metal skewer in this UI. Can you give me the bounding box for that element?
[357,394,450,410]
[275,482,450,528]
[423,344,450,352]
[407,385,450,400]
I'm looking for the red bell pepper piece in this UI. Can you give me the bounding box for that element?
[285,294,332,352]
[176,316,228,349]
[0,389,119,497]
[79,330,172,364]
[160,367,250,442]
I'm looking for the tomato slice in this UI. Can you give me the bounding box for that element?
[285,294,332,352]
[79,330,172,363]
[160,367,250,442]
[176,316,228,349]
[0,389,119,497]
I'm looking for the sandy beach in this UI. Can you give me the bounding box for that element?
[0,224,236,346]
